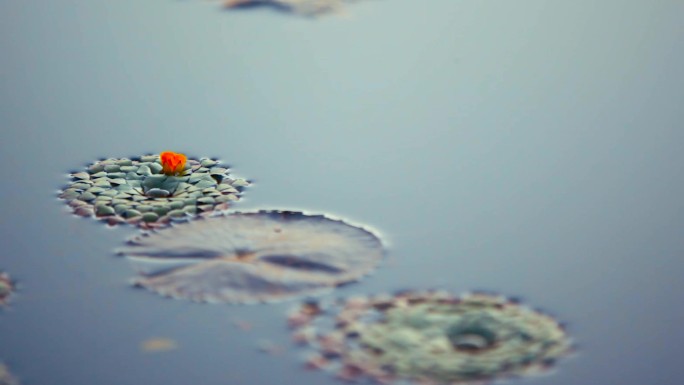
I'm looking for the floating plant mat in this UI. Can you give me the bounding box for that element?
[59,155,248,228]
[117,211,384,303]
[0,273,13,308]
[224,0,367,16]
[289,291,573,384]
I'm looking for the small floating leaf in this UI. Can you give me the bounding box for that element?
[200,158,218,168]
[71,172,90,180]
[95,205,115,216]
[117,211,384,304]
[146,188,171,198]
[103,164,120,173]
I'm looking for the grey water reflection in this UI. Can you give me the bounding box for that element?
[1,1,684,385]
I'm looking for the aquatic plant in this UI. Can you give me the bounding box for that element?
[224,0,361,16]
[58,154,249,228]
[289,291,573,384]
[0,273,13,307]
[160,151,187,176]
[117,211,384,303]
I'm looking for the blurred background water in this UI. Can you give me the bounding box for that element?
[1,0,683,384]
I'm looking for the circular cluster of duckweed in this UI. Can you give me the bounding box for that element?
[0,273,13,307]
[289,291,572,384]
[59,155,249,228]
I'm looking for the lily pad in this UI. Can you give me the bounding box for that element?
[58,155,249,229]
[224,0,361,16]
[117,211,384,304]
[289,291,573,384]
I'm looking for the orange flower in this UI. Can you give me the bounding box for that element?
[160,151,187,176]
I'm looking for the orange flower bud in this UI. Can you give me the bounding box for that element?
[160,151,187,176]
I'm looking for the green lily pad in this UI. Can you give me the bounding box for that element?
[288,291,573,384]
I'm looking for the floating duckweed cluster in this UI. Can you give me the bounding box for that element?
[224,0,362,16]
[289,291,572,384]
[117,211,384,303]
[0,273,13,307]
[59,155,249,228]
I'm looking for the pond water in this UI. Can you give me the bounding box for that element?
[1,1,683,384]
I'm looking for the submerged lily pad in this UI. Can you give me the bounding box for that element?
[0,273,13,307]
[59,155,249,229]
[224,0,363,16]
[117,211,384,303]
[289,291,573,384]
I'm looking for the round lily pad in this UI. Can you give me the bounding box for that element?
[289,291,573,384]
[59,155,248,229]
[119,211,384,303]
[117,211,385,304]
[225,0,356,16]
[0,273,13,307]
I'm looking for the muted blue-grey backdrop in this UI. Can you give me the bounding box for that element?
[1,1,683,384]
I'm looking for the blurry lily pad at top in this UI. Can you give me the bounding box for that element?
[289,291,573,384]
[117,211,385,304]
[58,155,249,229]
[224,0,362,16]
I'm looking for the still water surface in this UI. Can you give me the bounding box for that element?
[1,1,683,384]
